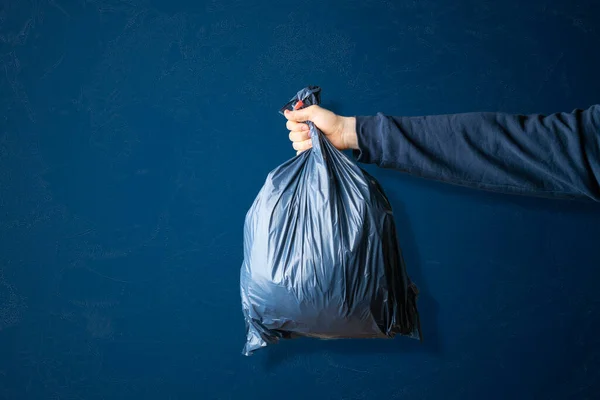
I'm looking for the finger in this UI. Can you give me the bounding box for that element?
[284,105,317,122]
[292,138,312,151]
[288,130,310,142]
[286,120,309,131]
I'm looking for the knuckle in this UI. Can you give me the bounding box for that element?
[289,130,308,142]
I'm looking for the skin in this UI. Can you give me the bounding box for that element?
[284,106,359,155]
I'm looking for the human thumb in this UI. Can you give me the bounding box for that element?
[284,105,318,123]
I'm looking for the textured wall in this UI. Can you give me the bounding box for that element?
[1,0,599,399]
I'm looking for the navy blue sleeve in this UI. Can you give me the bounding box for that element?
[353,105,600,201]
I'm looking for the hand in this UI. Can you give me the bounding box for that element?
[284,105,358,155]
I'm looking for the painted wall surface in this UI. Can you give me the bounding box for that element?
[1,0,599,399]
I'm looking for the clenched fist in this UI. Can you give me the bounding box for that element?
[283,105,358,155]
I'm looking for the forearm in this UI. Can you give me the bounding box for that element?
[349,105,600,201]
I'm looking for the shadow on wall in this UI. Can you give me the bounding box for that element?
[262,194,442,370]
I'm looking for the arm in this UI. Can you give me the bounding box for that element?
[353,105,600,201]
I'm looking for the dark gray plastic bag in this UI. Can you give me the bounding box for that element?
[240,86,421,356]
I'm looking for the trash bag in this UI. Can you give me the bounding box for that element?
[240,86,421,356]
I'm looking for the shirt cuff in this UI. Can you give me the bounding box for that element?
[352,114,384,165]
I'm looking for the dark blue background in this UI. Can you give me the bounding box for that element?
[1,0,600,399]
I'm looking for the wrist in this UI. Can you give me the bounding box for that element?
[341,116,358,150]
